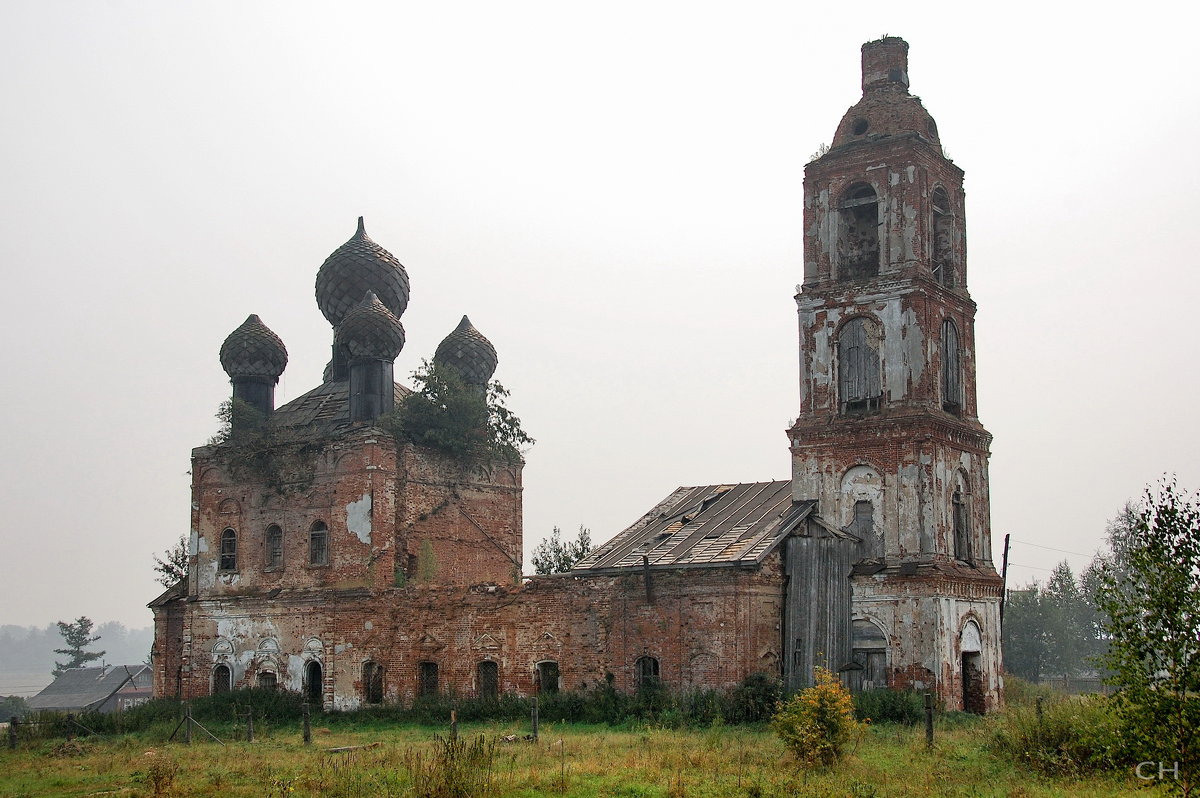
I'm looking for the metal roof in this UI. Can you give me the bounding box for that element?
[269,380,410,431]
[572,481,816,573]
[27,665,151,713]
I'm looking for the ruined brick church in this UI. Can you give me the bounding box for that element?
[151,38,1002,713]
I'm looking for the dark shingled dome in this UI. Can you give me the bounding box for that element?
[315,217,410,327]
[434,315,498,385]
[219,314,288,379]
[334,291,406,361]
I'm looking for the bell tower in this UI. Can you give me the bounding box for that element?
[788,38,1002,711]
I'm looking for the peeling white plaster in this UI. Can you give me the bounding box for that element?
[347,493,372,545]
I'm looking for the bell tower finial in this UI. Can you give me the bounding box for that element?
[861,36,910,93]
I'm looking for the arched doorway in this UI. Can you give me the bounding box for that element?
[960,620,985,714]
[304,660,323,706]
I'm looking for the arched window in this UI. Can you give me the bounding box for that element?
[309,522,329,566]
[953,488,972,563]
[839,318,881,413]
[477,660,499,700]
[362,661,384,704]
[837,184,880,280]
[931,187,955,288]
[418,662,439,697]
[304,660,323,705]
[213,663,231,694]
[941,319,961,414]
[635,656,660,687]
[266,525,283,569]
[536,661,560,694]
[257,671,277,690]
[219,529,237,571]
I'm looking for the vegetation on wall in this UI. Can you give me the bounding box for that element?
[152,534,188,589]
[380,361,533,463]
[530,525,593,574]
[208,399,328,494]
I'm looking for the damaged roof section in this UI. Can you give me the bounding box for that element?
[270,380,410,431]
[573,481,816,573]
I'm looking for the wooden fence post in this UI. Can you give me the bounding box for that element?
[184,703,193,745]
[923,693,933,749]
[531,696,539,742]
[246,709,254,743]
[7,717,17,750]
[302,703,311,745]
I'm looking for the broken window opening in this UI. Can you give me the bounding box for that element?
[941,319,962,414]
[838,318,882,414]
[304,660,323,705]
[635,656,660,688]
[266,524,283,569]
[847,499,883,559]
[219,528,237,571]
[309,521,329,566]
[257,671,277,690]
[418,661,439,697]
[536,660,560,694]
[477,660,498,700]
[837,184,880,280]
[953,489,972,563]
[931,187,956,288]
[362,661,384,704]
[213,663,232,694]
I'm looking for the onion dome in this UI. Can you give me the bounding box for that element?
[219,314,288,379]
[334,291,406,361]
[433,315,498,385]
[315,217,410,327]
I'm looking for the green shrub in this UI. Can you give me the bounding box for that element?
[723,672,781,724]
[852,689,924,725]
[1002,675,1063,708]
[771,667,865,767]
[989,694,1124,776]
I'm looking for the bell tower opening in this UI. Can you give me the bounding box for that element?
[837,184,880,280]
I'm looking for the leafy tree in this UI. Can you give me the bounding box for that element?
[1096,480,1200,795]
[153,534,188,588]
[1042,562,1091,682]
[53,616,105,676]
[1002,584,1047,682]
[0,695,29,720]
[383,360,533,462]
[531,525,593,574]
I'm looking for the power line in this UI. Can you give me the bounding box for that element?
[1009,538,1096,558]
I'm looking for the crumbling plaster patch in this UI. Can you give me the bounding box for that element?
[347,493,372,545]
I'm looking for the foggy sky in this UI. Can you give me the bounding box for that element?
[2,1,1197,628]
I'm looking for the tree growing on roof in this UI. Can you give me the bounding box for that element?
[531,525,593,574]
[53,617,105,677]
[153,534,188,588]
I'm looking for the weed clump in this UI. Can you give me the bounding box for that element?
[989,693,1123,776]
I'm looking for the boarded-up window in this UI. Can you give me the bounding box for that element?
[536,661,560,694]
[419,661,439,697]
[848,619,888,692]
[219,529,237,571]
[953,490,972,562]
[213,664,231,694]
[266,525,283,569]
[309,522,329,566]
[363,661,384,704]
[941,319,961,414]
[849,499,882,559]
[932,187,955,288]
[635,656,660,687]
[257,671,277,690]
[838,184,880,280]
[477,661,498,699]
[839,318,881,413]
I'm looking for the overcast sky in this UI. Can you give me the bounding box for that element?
[1,1,1196,629]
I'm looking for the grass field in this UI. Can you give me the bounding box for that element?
[0,716,1144,797]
